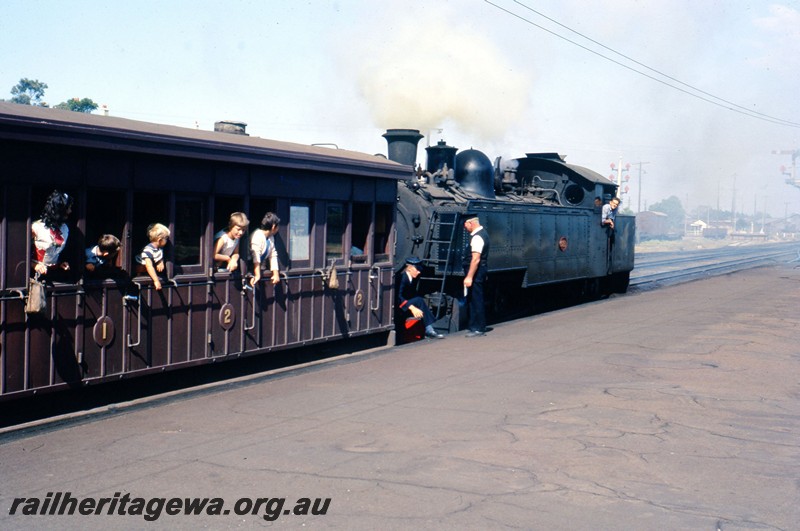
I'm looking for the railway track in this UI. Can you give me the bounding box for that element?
[630,242,800,288]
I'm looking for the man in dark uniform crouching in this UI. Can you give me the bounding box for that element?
[397,256,445,339]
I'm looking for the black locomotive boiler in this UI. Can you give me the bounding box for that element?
[385,129,635,333]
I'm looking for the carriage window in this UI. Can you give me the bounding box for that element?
[249,197,279,266]
[374,203,393,263]
[132,192,169,274]
[249,198,278,235]
[351,203,371,264]
[213,196,247,268]
[325,203,344,263]
[86,189,126,272]
[30,187,80,282]
[174,198,203,266]
[214,196,246,236]
[289,203,310,263]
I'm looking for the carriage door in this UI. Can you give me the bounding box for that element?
[371,203,394,322]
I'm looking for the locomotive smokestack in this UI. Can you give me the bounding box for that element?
[382,129,423,167]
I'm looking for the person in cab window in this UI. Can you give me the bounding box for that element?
[32,190,74,279]
[250,212,281,287]
[601,197,621,231]
[601,196,621,250]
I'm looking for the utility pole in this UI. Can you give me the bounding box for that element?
[685,192,689,235]
[634,161,650,213]
[731,174,737,233]
[427,128,443,147]
[609,159,630,201]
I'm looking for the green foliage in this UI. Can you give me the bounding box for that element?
[9,78,99,114]
[10,78,48,106]
[649,196,686,232]
[54,97,99,113]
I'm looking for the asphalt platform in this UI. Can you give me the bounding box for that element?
[1,264,799,530]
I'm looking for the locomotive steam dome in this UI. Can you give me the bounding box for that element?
[455,149,495,198]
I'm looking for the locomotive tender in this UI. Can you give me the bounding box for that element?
[0,104,633,402]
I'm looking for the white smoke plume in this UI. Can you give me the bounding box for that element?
[352,7,531,143]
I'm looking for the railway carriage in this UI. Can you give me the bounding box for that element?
[0,102,407,401]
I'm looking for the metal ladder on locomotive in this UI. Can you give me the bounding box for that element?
[419,210,462,327]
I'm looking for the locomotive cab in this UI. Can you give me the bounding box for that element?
[501,153,615,209]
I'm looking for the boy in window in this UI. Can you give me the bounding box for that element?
[214,212,249,272]
[85,234,121,274]
[250,212,281,287]
[136,223,170,290]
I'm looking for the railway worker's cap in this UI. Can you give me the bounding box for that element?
[464,214,480,222]
[405,256,422,267]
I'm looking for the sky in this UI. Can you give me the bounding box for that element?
[2,0,800,219]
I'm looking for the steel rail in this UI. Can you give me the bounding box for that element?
[631,248,797,287]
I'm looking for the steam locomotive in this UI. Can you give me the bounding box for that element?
[385,129,634,333]
[0,103,632,405]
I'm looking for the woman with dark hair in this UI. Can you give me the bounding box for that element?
[31,190,74,276]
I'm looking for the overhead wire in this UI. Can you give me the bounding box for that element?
[511,0,799,127]
[483,0,800,129]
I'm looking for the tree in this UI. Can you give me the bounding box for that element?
[54,97,98,113]
[649,196,686,233]
[10,78,48,106]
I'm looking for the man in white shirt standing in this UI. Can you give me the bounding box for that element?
[462,214,490,337]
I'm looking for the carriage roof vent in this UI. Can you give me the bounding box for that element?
[214,121,248,136]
